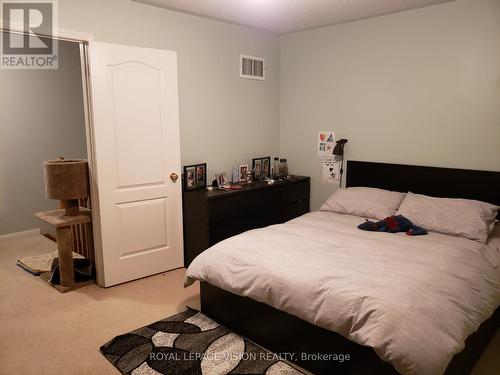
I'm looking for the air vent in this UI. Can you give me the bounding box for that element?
[240,55,265,80]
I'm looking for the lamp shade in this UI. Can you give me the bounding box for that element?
[44,159,89,200]
[333,139,348,159]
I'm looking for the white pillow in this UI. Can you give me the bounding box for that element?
[320,187,406,220]
[396,192,499,243]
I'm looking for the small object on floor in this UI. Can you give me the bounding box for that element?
[17,250,83,276]
[358,215,427,236]
[100,308,307,375]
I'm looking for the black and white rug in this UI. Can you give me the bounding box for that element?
[100,308,306,375]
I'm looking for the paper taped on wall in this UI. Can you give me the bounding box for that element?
[323,158,341,183]
[318,131,335,156]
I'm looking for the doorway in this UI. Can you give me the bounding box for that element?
[0,34,88,235]
[1,29,184,288]
[0,31,95,280]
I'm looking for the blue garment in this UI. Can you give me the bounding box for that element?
[358,215,427,236]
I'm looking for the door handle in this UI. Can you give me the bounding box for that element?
[170,173,179,183]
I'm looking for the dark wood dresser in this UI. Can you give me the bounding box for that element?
[182,176,310,266]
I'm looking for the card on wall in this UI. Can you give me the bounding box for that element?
[323,157,341,184]
[318,131,335,156]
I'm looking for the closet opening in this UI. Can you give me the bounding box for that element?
[0,29,102,288]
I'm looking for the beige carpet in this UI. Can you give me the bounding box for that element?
[0,233,498,374]
[0,234,199,375]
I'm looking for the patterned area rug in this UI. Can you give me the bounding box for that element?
[100,308,306,375]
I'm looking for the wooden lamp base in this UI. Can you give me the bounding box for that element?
[34,208,93,293]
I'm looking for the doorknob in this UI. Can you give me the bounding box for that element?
[170,173,179,183]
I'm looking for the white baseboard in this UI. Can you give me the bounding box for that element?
[0,228,40,241]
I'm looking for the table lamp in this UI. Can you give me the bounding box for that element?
[333,139,348,187]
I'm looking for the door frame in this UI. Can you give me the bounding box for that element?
[79,41,106,287]
[0,24,107,286]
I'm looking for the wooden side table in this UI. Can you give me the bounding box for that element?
[34,208,93,292]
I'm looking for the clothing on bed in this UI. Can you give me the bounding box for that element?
[358,215,427,236]
[185,211,500,375]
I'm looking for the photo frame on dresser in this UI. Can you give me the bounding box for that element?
[183,163,207,191]
[239,164,249,182]
[252,156,271,179]
[215,172,230,188]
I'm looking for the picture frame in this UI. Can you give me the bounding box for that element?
[183,163,207,191]
[252,156,271,179]
[195,164,207,189]
[239,164,249,182]
[215,172,230,188]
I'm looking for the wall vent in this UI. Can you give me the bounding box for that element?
[240,55,265,80]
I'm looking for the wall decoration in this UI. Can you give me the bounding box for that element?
[322,157,341,184]
[252,156,271,179]
[183,163,207,191]
[317,131,335,156]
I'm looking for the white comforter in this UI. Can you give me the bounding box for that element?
[185,211,500,375]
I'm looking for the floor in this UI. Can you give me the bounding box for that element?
[0,234,199,375]
[0,233,498,375]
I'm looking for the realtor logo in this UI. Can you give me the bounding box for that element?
[1,0,58,69]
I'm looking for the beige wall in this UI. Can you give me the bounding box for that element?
[58,0,280,181]
[0,39,87,235]
[280,0,500,210]
[2,0,498,234]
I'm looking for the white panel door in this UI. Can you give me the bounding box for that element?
[89,42,183,287]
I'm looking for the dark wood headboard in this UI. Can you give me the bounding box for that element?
[346,161,500,218]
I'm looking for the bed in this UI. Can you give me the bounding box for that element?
[185,161,500,375]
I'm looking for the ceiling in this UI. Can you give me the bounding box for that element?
[134,0,455,34]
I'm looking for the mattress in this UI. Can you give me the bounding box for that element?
[185,211,500,375]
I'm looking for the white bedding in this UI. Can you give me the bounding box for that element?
[185,211,500,375]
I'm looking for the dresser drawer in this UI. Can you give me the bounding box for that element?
[273,181,309,206]
[209,189,272,223]
[209,211,274,245]
[209,181,309,223]
[209,198,309,246]
[274,199,310,222]
[183,176,310,267]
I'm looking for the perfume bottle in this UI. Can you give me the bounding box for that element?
[279,158,288,177]
[232,166,239,183]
